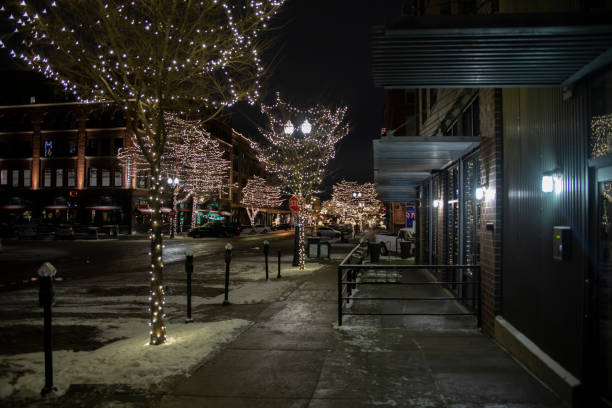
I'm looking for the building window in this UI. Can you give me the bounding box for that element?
[89,167,98,187]
[44,168,52,187]
[12,170,19,187]
[23,169,31,187]
[67,169,76,187]
[56,169,63,187]
[114,138,123,155]
[102,169,111,186]
[137,170,147,188]
[43,140,53,157]
[421,89,428,124]
[1,169,8,185]
[68,140,77,156]
[100,139,111,156]
[461,96,480,137]
[114,169,122,187]
[86,139,98,156]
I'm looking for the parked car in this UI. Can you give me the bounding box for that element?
[313,226,341,238]
[271,223,292,231]
[242,224,271,234]
[54,224,74,240]
[189,223,242,238]
[374,228,415,255]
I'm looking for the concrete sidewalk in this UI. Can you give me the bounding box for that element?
[161,264,562,408]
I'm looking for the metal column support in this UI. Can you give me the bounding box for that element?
[458,157,465,297]
[428,177,433,265]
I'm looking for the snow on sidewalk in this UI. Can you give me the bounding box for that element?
[0,319,250,400]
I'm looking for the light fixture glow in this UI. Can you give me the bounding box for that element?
[553,175,563,195]
[301,119,311,134]
[283,120,294,135]
[167,177,173,185]
[542,175,554,193]
[173,177,179,185]
[433,199,441,208]
[475,187,485,200]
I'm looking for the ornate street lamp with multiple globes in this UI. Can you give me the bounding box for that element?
[167,177,180,239]
[284,119,311,266]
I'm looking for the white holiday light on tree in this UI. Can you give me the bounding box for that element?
[1,0,285,345]
[254,93,349,269]
[119,113,230,232]
[240,175,282,230]
[326,180,383,232]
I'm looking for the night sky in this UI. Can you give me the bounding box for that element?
[231,0,404,198]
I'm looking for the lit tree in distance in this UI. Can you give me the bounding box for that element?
[327,180,383,233]
[254,93,349,268]
[240,176,283,230]
[119,114,230,232]
[2,0,285,345]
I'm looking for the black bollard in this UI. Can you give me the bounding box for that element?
[38,262,57,397]
[185,250,194,323]
[223,243,232,305]
[277,251,281,279]
[263,240,269,281]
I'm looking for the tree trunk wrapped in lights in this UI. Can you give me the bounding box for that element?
[253,93,349,269]
[2,0,285,345]
[240,175,282,229]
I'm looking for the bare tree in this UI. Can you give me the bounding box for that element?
[2,0,284,344]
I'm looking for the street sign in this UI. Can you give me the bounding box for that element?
[289,195,301,213]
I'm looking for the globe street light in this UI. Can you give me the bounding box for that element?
[167,177,180,239]
[284,120,294,135]
[301,119,312,134]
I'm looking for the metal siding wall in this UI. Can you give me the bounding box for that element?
[502,86,588,377]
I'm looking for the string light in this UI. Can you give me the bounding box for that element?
[240,175,282,229]
[2,0,285,345]
[254,94,349,269]
[322,180,384,231]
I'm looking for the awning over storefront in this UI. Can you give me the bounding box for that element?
[371,12,612,88]
[44,205,69,210]
[373,136,480,201]
[87,206,121,211]
[0,205,26,210]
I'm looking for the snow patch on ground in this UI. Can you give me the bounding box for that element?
[212,260,325,281]
[0,319,250,400]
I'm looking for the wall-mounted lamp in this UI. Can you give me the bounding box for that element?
[542,171,563,194]
[475,186,486,200]
[433,199,442,208]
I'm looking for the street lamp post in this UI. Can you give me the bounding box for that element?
[285,119,311,269]
[167,176,180,239]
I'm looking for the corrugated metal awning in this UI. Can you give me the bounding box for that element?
[373,136,480,201]
[371,12,612,88]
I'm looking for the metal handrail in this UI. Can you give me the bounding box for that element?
[337,244,481,327]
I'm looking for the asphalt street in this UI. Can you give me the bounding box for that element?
[0,231,295,287]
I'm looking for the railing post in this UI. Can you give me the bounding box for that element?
[337,266,343,326]
[347,268,352,302]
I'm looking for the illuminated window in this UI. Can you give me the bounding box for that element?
[12,170,19,186]
[89,168,98,187]
[23,169,31,187]
[114,169,122,187]
[44,168,52,187]
[56,169,63,187]
[102,169,110,186]
[67,169,76,187]
[0,169,7,185]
